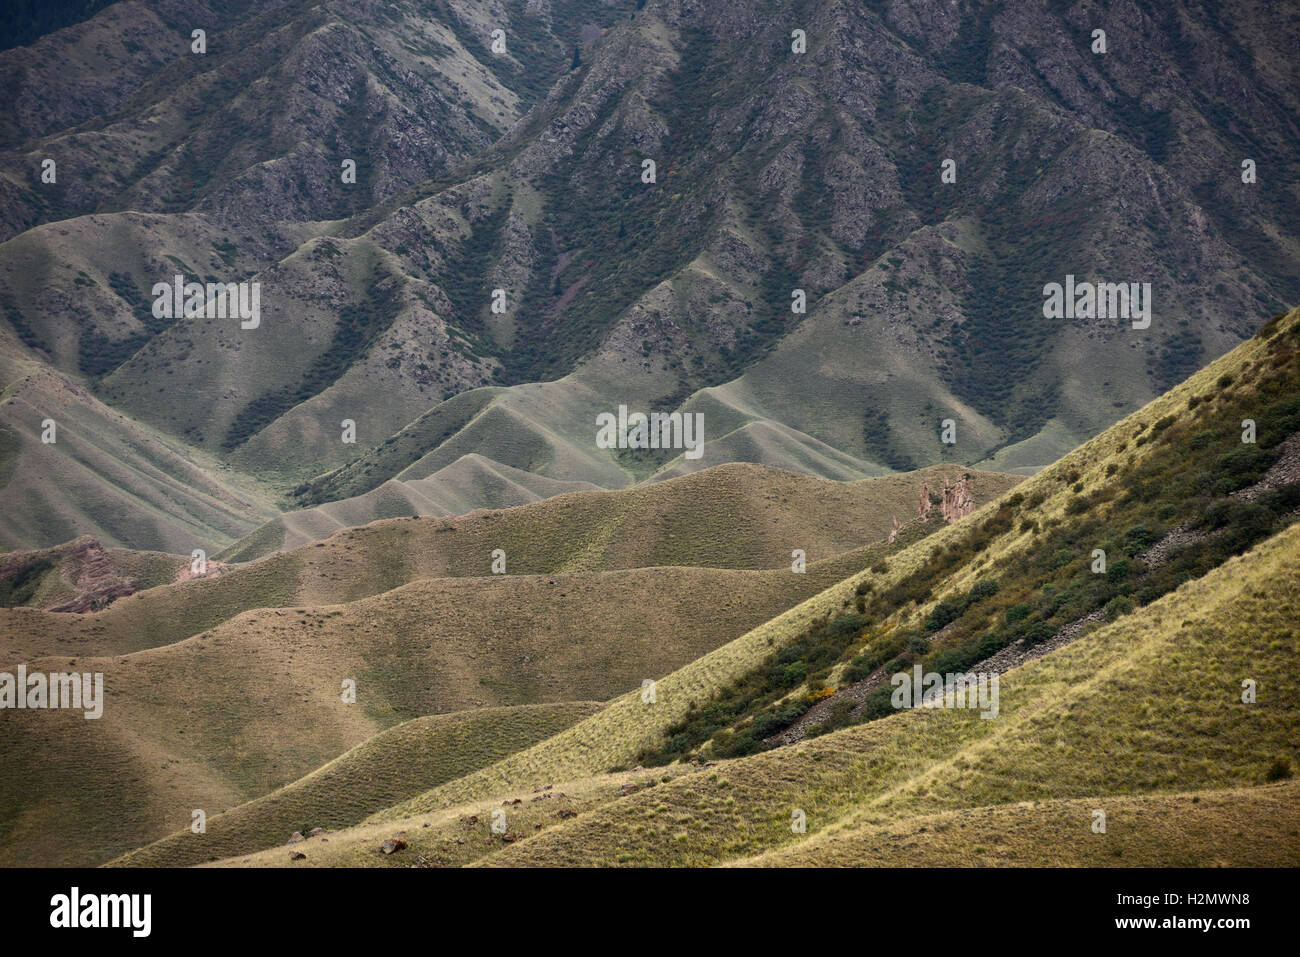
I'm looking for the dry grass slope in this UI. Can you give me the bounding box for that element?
[109,702,604,868]
[472,518,1300,866]
[733,782,1300,867]
[2,462,1016,662]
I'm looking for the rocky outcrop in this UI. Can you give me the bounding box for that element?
[940,476,977,523]
[1233,433,1300,502]
[45,538,141,613]
[0,535,215,613]
[917,483,933,519]
[915,477,975,524]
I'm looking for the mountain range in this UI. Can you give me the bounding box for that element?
[3,0,1298,555]
[0,0,1297,871]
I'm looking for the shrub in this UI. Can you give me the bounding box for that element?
[781,661,808,687]
[925,598,967,632]
[1105,558,1131,583]
[1265,756,1293,782]
[1005,603,1033,623]
[1104,595,1134,620]
[826,614,866,640]
[1217,449,1274,482]
[1022,622,1056,646]
[751,701,809,739]
[1123,525,1158,554]
[928,645,981,674]
[857,685,896,720]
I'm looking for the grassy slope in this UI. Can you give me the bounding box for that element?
[482,518,1300,866]
[1,550,915,868]
[734,782,1300,867]
[226,461,1008,563]
[210,780,1300,870]
[1,462,1017,662]
[2,460,1019,867]
[202,763,702,868]
[111,310,1300,868]
[247,514,1298,867]
[328,307,1299,852]
[0,352,278,553]
[108,702,603,868]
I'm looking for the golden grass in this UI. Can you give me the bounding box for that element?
[108,702,604,868]
[2,462,1018,662]
[4,555,898,867]
[465,518,1300,866]
[731,781,1300,867]
[204,764,699,868]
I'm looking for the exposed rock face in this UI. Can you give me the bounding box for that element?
[0,536,142,612]
[173,558,228,584]
[1233,432,1300,502]
[47,581,140,614]
[0,535,221,612]
[940,476,977,524]
[913,476,975,526]
[47,538,141,613]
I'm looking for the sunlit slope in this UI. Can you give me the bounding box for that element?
[108,702,603,869]
[2,463,1015,662]
[363,533,940,822]
[363,307,1300,832]
[733,782,1300,867]
[228,459,1012,565]
[212,778,1300,870]
[474,518,1298,866]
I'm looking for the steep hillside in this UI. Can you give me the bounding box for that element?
[0,468,1003,868]
[0,462,1015,664]
[733,782,1300,867]
[3,0,1297,552]
[104,702,605,869]
[0,346,277,552]
[302,305,1299,857]
[478,518,1300,867]
[214,432,1299,868]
